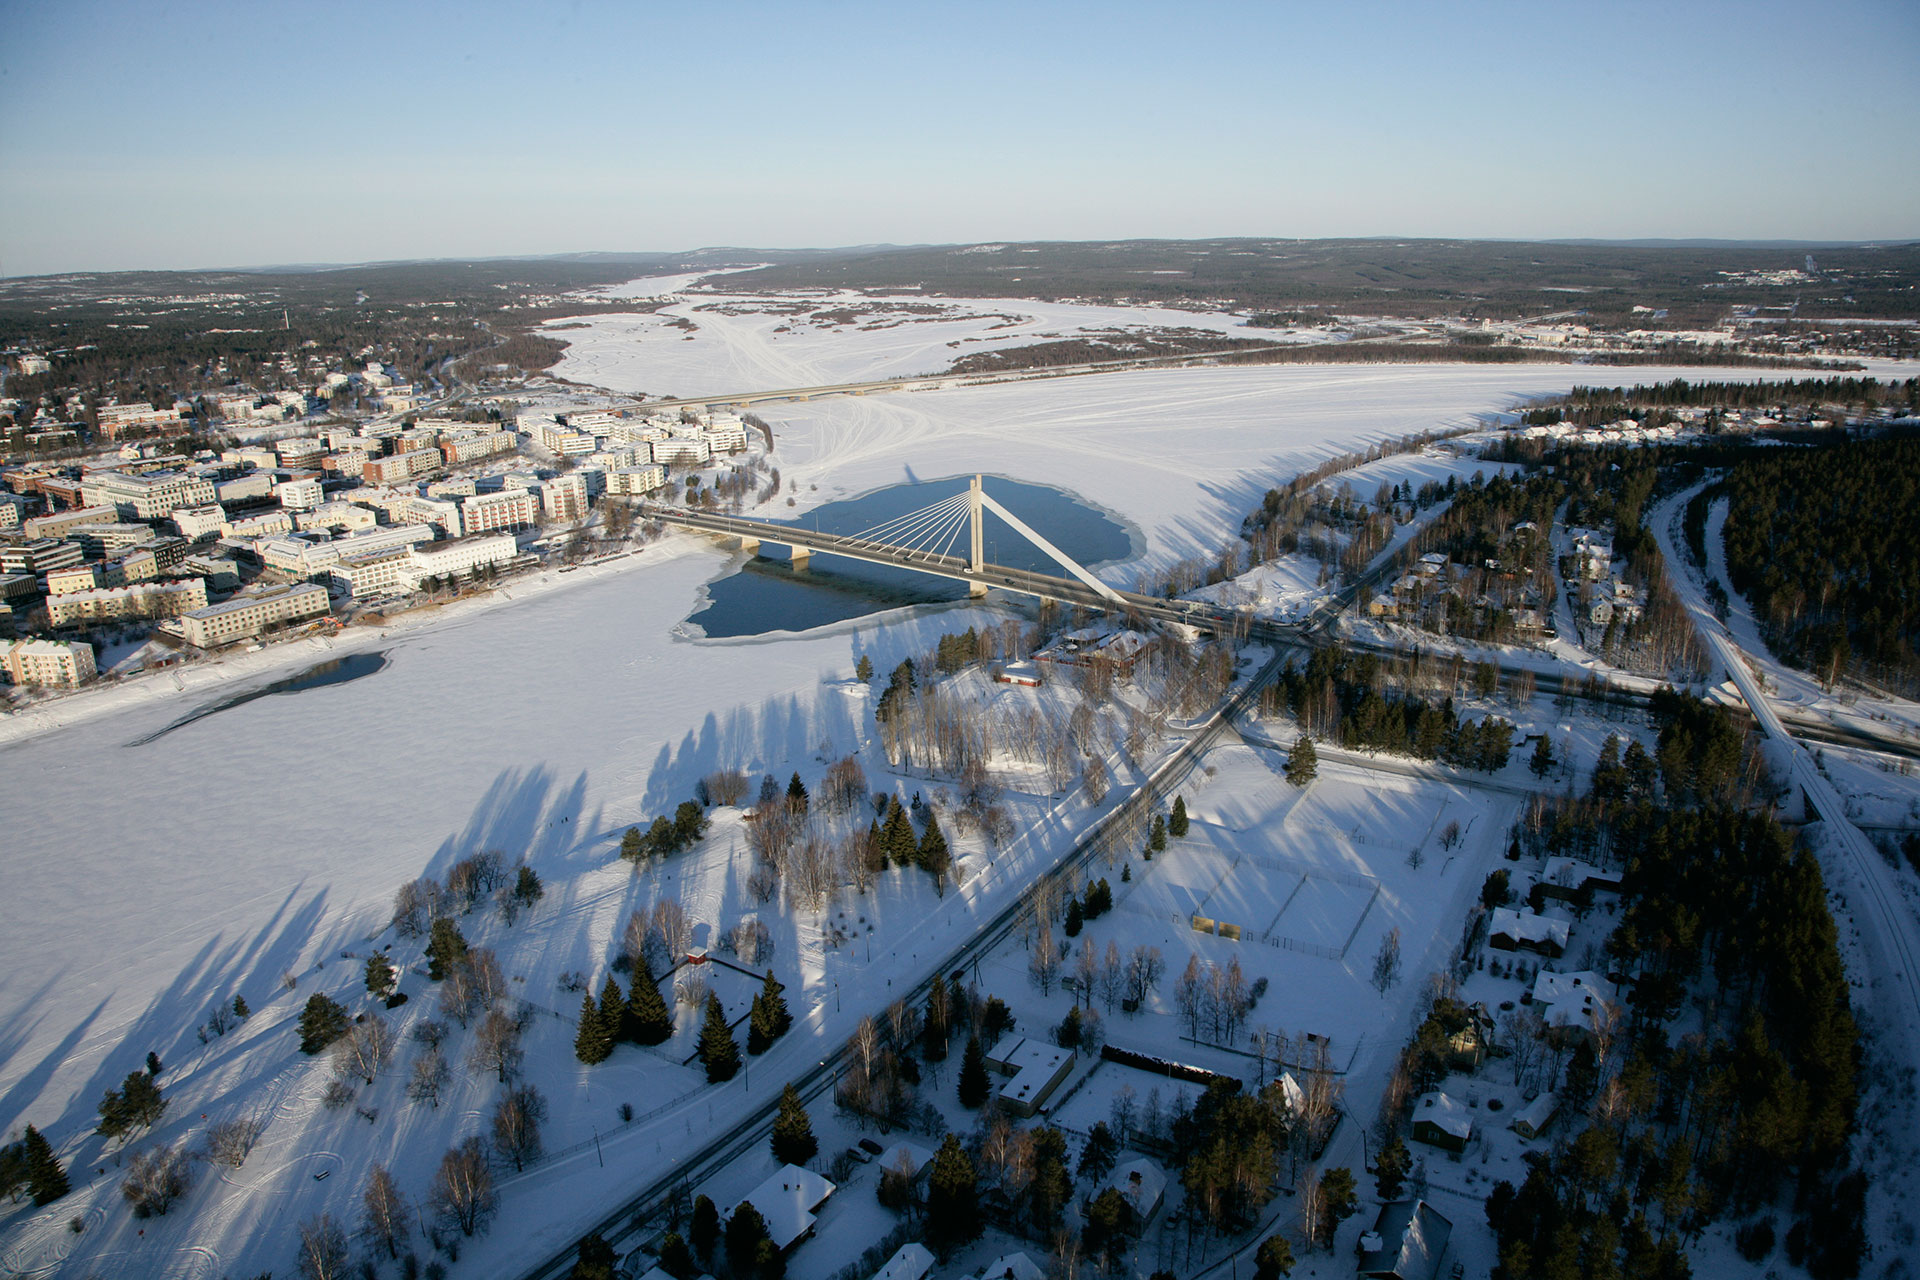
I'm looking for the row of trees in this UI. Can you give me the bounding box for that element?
[1268,647,1515,772]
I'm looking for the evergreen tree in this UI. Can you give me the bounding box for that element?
[673,800,709,849]
[365,952,397,1001]
[1317,1166,1358,1248]
[1149,813,1167,853]
[924,976,951,1061]
[97,1069,166,1139]
[1077,1121,1119,1183]
[882,797,916,867]
[1530,734,1555,778]
[513,865,545,909]
[698,993,740,1083]
[425,917,468,981]
[620,826,646,864]
[924,1133,981,1253]
[761,969,792,1036]
[232,992,251,1020]
[657,1232,696,1280]
[0,1141,23,1204]
[855,653,874,682]
[787,772,810,814]
[600,974,627,1044]
[572,1231,618,1280]
[917,811,950,886]
[1286,736,1318,786]
[627,965,673,1046]
[1064,898,1084,937]
[1254,1234,1295,1280]
[725,1202,772,1279]
[23,1126,67,1205]
[1168,795,1189,837]
[691,1194,720,1262]
[747,993,774,1056]
[1374,1135,1411,1202]
[770,1083,818,1167]
[957,1035,991,1108]
[146,1050,164,1075]
[298,992,350,1055]
[574,991,612,1065]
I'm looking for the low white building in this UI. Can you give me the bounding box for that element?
[650,436,712,467]
[46,577,208,627]
[733,1164,835,1253]
[169,504,228,542]
[982,1036,1073,1116]
[410,533,517,584]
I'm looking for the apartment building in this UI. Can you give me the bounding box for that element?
[2,638,95,687]
[47,577,208,627]
[22,504,118,540]
[80,470,218,521]
[0,539,85,577]
[173,582,330,648]
[460,488,538,534]
[362,449,443,486]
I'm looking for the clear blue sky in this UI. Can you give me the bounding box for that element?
[3,0,1915,275]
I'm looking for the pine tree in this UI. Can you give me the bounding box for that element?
[1169,795,1189,837]
[1254,1234,1295,1280]
[574,991,611,1065]
[573,1231,619,1280]
[620,826,646,864]
[1064,898,1084,938]
[917,810,950,886]
[231,995,249,1021]
[1149,813,1167,852]
[627,966,672,1046]
[425,917,468,981]
[925,1133,981,1253]
[698,993,740,1083]
[599,975,627,1044]
[365,952,397,1001]
[957,1034,991,1108]
[513,865,545,909]
[855,653,874,682]
[770,1083,818,1167]
[1077,1121,1118,1183]
[1317,1166,1358,1248]
[298,992,350,1055]
[1286,736,1318,786]
[882,798,916,868]
[691,1194,720,1262]
[758,970,790,1038]
[1373,1135,1410,1202]
[747,993,774,1056]
[924,976,951,1061]
[786,772,809,814]
[23,1126,67,1205]
[1530,734,1555,778]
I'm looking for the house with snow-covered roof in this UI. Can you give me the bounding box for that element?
[1411,1091,1472,1153]
[1357,1199,1453,1280]
[872,1242,933,1280]
[733,1164,835,1253]
[1488,907,1569,958]
[1530,970,1618,1037]
[1087,1157,1167,1229]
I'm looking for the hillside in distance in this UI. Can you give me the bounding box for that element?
[716,237,1920,327]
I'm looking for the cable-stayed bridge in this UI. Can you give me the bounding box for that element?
[643,475,1277,634]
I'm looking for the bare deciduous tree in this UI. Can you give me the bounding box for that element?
[1123,945,1165,1010]
[1029,922,1060,994]
[122,1142,194,1218]
[469,1008,524,1083]
[409,1050,451,1109]
[390,878,443,938]
[203,1113,266,1168]
[361,1163,407,1260]
[332,1014,394,1086]
[295,1212,351,1280]
[491,1084,549,1172]
[430,1137,497,1237]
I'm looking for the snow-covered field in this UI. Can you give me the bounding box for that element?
[8,270,1917,1275]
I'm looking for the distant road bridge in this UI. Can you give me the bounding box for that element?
[644,475,1282,636]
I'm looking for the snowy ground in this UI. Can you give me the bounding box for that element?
[7,272,1916,1276]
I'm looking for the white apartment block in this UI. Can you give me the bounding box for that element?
[47,577,208,627]
[258,524,435,576]
[66,523,153,557]
[328,547,415,599]
[392,495,463,539]
[424,477,478,499]
[215,472,276,505]
[534,421,596,457]
[460,489,538,534]
[23,504,119,540]
[410,533,517,583]
[3,638,95,687]
[174,582,330,648]
[170,504,228,541]
[542,473,589,522]
[95,403,185,439]
[606,465,668,497]
[275,438,326,467]
[225,510,296,540]
[0,539,85,576]
[362,449,442,486]
[276,477,325,511]
[703,416,749,453]
[295,501,378,534]
[649,436,712,467]
[46,563,110,596]
[80,470,218,521]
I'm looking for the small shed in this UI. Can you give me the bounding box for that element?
[1511,1092,1558,1140]
[872,1242,934,1280]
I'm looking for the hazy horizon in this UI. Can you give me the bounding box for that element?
[3,0,1917,277]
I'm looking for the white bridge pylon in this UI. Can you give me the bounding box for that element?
[847,475,1126,606]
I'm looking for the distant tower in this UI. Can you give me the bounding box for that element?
[1805,254,1818,274]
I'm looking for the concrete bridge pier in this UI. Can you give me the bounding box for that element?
[731,535,760,555]
[968,578,987,599]
[789,546,812,570]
